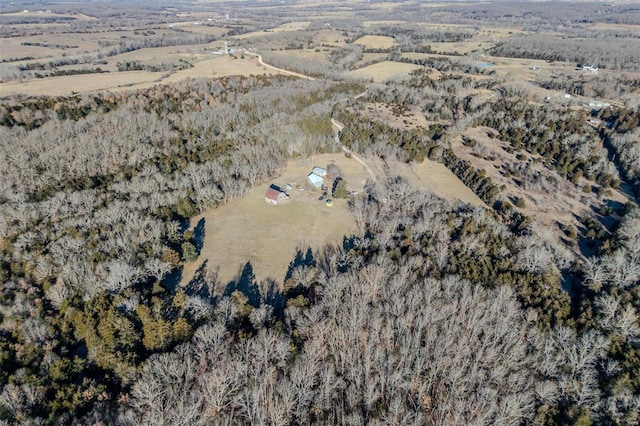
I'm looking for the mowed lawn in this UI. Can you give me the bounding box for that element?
[181,153,370,286]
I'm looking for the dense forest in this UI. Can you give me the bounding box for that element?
[0,75,364,422]
[2,72,639,425]
[1,0,640,424]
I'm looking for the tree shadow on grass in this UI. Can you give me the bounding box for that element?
[193,217,206,254]
[260,277,286,320]
[285,246,316,281]
[224,262,261,308]
[184,259,218,300]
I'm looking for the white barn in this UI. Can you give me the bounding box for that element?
[307,172,324,188]
[312,166,327,177]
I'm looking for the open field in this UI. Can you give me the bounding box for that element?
[181,153,371,285]
[354,35,394,49]
[273,21,311,31]
[361,102,437,130]
[348,61,422,82]
[277,49,328,63]
[163,24,229,36]
[351,53,388,69]
[107,45,213,62]
[386,159,486,207]
[0,55,281,97]
[181,143,487,286]
[591,22,640,30]
[222,21,312,39]
[427,41,494,55]
[0,11,97,21]
[0,71,163,97]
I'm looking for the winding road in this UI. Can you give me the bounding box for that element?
[331,118,377,183]
[245,52,376,182]
[245,52,315,81]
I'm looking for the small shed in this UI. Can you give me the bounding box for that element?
[265,184,288,205]
[312,166,327,177]
[308,172,324,188]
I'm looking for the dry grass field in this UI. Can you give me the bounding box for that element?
[363,20,406,27]
[0,55,281,97]
[279,49,328,63]
[273,21,311,31]
[354,35,395,49]
[180,143,489,286]
[351,53,389,69]
[427,41,494,55]
[0,71,163,97]
[348,61,422,82]
[388,159,486,207]
[107,45,213,64]
[163,24,229,36]
[310,29,349,46]
[181,153,372,285]
[0,11,97,21]
[361,102,436,130]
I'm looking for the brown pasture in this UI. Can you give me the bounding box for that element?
[0,56,282,97]
[348,61,422,82]
[181,153,371,286]
[383,158,486,208]
[354,35,395,49]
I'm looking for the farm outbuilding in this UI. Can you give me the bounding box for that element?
[265,184,289,205]
[312,166,327,177]
[307,172,324,188]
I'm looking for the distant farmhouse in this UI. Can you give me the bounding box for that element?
[307,166,327,188]
[265,184,288,205]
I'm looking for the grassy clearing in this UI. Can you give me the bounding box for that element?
[348,61,422,82]
[406,160,485,207]
[1,43,53,59]
[377,158,486,207]
[427,41,493,55]
[0,56,280,97]
[591,22,640,30]
[280,49,328,63]
[0,71,162,97]
[354,35,395,49]
[164,24,229,36]
[273,21,311,31]
[108,45,213,63]
[0,11,97,20]
[361,102,437,130]
[181,153,372,285]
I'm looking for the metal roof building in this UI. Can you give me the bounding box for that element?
[312,166,327,177]
[307,172,324,188]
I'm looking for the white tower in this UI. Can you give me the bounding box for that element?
[224,41,229,54]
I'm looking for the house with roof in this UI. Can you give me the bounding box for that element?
[265,184,289,205]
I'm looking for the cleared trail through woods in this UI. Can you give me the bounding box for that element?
[251,52,376,182]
